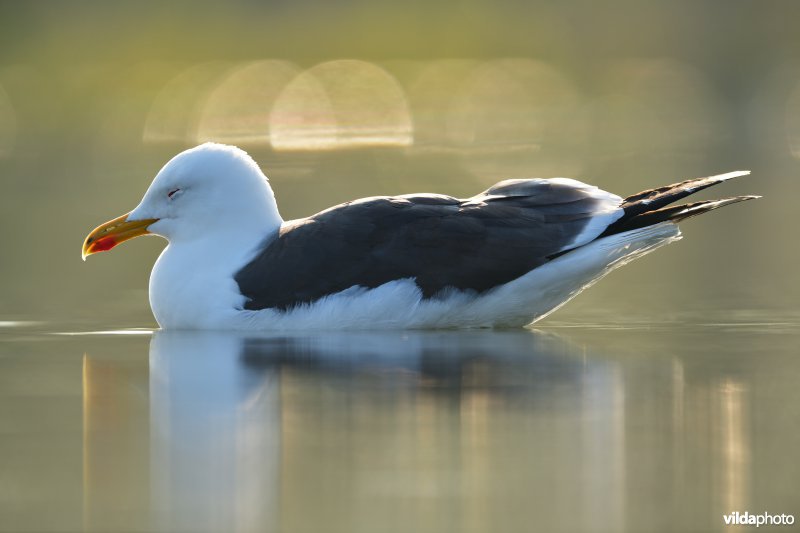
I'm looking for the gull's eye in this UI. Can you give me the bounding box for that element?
[167,188,181,199]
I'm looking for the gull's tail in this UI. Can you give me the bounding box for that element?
[599,171,760,237]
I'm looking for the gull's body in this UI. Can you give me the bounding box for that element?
[82,143,756,330]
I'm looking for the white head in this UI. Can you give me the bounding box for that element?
[83,143,283,258]
[129,143,282,242]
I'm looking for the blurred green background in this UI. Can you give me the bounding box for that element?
[0,0,795,326]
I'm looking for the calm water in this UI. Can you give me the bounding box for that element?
[1,313,798,533]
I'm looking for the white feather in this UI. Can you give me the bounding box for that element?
[548,178,624,252]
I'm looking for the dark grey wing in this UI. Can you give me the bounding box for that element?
[235,179,622,311]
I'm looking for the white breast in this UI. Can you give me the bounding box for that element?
[149,238,260,329]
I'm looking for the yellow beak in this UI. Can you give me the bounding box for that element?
[82,213,159,260]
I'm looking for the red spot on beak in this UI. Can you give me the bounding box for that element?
[92,237,117,253]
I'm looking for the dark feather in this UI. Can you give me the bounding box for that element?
[600,171,754,237]
[236,173,757,311]
[607,196,759,233]
[235,181,611,311]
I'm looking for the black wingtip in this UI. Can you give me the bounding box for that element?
[601,172,759,238]
[621,170,752,207]
[667,195,759,222]
[614,195,759,230]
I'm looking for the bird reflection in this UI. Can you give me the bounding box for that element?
[149,331,280,533]
[70,331,754,532]
[77,328,759,531]
[147,329,627,532]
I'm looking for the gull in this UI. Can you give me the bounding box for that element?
[82,143,757,329]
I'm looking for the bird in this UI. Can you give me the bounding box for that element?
[82,143,757,330]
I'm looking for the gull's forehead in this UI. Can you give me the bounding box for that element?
[153,149,217,186]
[156,143,260,186]
[149,163,187,192]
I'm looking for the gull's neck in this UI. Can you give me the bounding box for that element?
[149,217,281,329]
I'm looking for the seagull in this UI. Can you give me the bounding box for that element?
[82,143,757,329]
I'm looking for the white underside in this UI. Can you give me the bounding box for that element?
[199,222,681,331]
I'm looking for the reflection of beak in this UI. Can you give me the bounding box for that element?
[82,212,159,260]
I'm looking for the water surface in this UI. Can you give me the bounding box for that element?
[1,314,797,532]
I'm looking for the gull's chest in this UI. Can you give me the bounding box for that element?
[148,245,248,329]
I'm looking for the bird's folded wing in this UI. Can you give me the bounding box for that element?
[235,179,623,311]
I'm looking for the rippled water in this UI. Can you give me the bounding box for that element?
[1,313,798,533]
